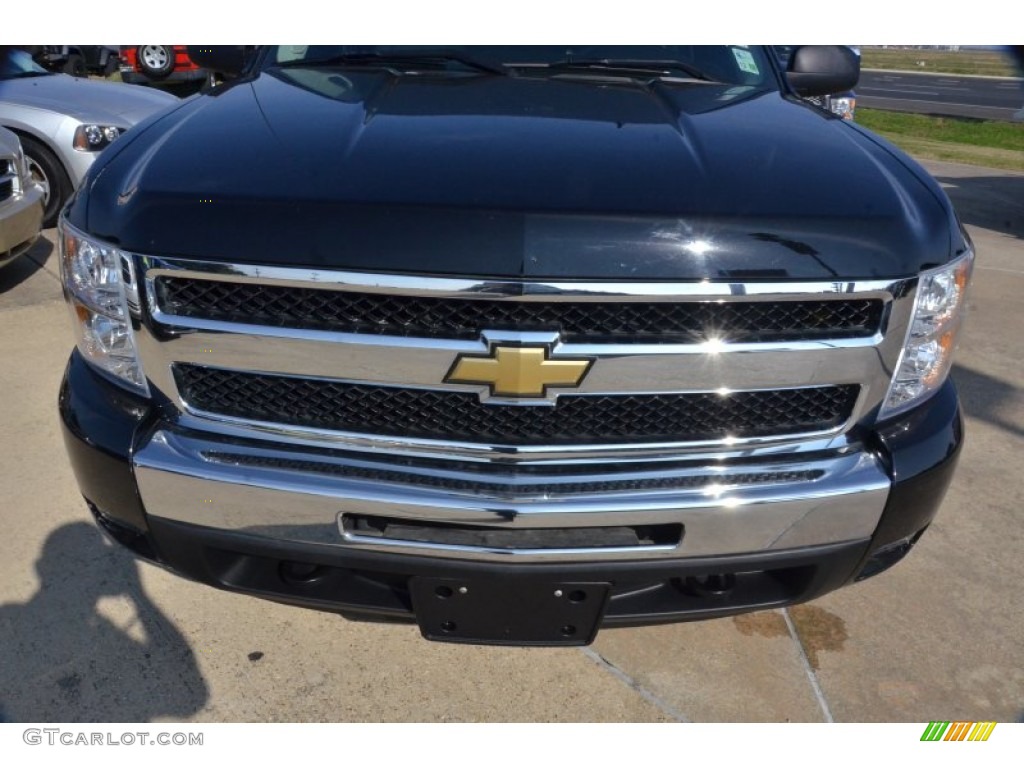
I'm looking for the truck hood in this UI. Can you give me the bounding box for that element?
[1,73,178,125]
[79,68,956,279]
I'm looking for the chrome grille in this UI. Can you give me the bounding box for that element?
[175,364,859,445]
[0,159,14,202]
[155,275,883,343]
[136,257,914,462]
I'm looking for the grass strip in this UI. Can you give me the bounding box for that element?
[861,48,1022,78]
[857,108,1024,171]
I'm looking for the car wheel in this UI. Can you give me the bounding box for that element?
[63,54,87,77]
[103,55,120,77]
[21,136,73,229]
[137,45,175,80]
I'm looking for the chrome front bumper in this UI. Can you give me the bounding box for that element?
[0,182,44,265]
[135,426,891,564]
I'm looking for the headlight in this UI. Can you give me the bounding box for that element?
[830,96,856,121]
[880,247,974,419]
[59,220,149,395]
[72,124,123,151]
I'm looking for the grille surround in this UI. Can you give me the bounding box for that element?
[176,365,859,446]
[155,276,884,344]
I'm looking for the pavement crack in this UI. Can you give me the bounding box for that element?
[578,646,690,722]
[782,607,834,723]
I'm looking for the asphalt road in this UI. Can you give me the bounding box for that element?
[858,69,1024,121]
[0,159,1021,722]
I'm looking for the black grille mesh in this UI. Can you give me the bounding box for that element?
[176,365,858,445]
[156,277,883,343]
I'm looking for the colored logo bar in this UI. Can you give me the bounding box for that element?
[921,721,997,741]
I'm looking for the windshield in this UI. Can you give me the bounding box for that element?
[264,46,777,88]
[0,47,52,80]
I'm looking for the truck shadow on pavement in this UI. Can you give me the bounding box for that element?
[935,174,1024,240]
[0,236,54,295]
[0,522,208,722]
[951,363,1024,441]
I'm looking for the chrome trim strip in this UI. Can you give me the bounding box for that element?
[135,428,891,563]
[171,408,861,463]
[199,442,830,497]
[335,530,680,560]
[142,255,906,302]
[146,314,887,395]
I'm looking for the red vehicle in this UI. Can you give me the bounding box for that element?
[119,46,207,86]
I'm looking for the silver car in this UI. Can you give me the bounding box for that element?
[0,47,178,227]
[0,126,43,268]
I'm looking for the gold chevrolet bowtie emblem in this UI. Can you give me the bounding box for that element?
[446,345,592,398]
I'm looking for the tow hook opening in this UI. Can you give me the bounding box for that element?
[855,526,929,582]
[669,564,817,607]
[86,500,160,563]
[279,560,328,586]
[680,573,738,597]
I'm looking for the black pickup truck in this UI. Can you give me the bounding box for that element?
[58,46,972,646]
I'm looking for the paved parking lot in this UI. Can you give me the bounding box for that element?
[0,159,1020,722]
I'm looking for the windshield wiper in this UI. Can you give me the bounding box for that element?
[276,50,507,76]
[509,58,718,82]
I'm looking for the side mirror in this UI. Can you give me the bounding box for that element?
[187,46,250,78]
[785,46,860,98]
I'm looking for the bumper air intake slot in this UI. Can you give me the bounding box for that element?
[341,514,684,552]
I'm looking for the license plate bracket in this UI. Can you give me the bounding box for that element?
[409,577,611,646]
